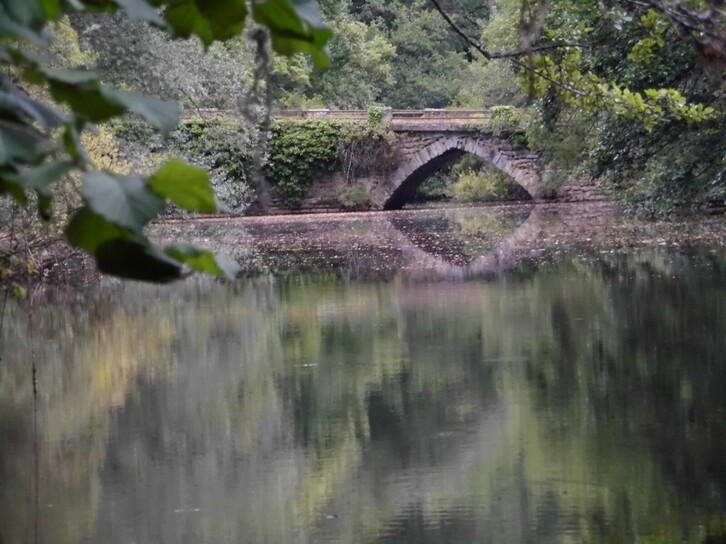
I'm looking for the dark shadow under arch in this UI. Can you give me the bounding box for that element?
[383,144,535,210]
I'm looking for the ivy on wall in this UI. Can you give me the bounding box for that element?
[265,120,397,208]
[116,116,398,211]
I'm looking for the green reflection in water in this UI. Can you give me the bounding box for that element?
[0,246,725,544]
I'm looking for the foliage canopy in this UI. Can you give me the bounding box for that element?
[0,0,331,282]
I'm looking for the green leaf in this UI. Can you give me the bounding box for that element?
[43,68,101,85]
[65,207,124,252]
[165,244,239,279]
[39,0,61,19]
[0,120,51,166]
[48,82,125,123]
[8,160,73,193]
[36,191,52,220]
[163,3,213,44]
[148,158,216,213]
[62,123,88,163]
[162,0,247,45]
[11,283,26,300]
[0,86,67,129]
[100,88,180,134]
[112,0,165,25]
[253,0,331,68]
[95,238,182,283]
[46,70,179,131]
[82,171,166,230]
[0,15,46,44]
[0,178,27,205]
[2,0,46,28]
[196,0,247,41]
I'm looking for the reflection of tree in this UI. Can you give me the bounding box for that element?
[0,293,173,544]
[473,248,726,542]
[1,246,725,543]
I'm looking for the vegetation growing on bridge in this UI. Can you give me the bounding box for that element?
[465,106,529,148]
[265,120,397,208]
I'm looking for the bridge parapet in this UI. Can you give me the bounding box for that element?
[182,108,492,130]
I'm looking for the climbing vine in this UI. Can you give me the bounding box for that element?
[265,120,397,208]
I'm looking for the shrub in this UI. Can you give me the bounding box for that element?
[367,105,391,125]
[451,169,512,202]
[338,185,371,210]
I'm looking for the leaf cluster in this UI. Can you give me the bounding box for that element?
[0,0,332,282]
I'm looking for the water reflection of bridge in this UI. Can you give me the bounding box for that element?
[152,203,618,280]
[235,204,619,280]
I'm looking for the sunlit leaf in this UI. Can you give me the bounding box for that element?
[11,283,26,299]
[165,244,239,279]
[148,158,216,213]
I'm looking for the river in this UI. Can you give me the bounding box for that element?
[1,203,725,543]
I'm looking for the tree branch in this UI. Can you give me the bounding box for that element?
[428,0,587,97]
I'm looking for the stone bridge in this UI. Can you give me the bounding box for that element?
[378,130,543,209]
[188,109,603,214]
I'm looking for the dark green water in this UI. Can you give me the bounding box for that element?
[1,204,726,543]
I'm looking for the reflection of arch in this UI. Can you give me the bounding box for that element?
[386,205,540,279]
[387,204,617,280]
[381,135,543,210]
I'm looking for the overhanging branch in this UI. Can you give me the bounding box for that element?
[428,0,587,97]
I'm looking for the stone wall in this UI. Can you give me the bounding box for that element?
[247,130,608,215]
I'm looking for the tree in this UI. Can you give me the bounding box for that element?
[430,0,725,211]
[0,0,331,282]
[311,13,395,108]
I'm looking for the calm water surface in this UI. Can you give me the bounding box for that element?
[1,204,726,543]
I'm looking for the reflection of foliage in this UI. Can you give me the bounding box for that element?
[4,245,726,542]
[0,294,172,544]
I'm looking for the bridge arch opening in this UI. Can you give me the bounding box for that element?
[383,140,538,210]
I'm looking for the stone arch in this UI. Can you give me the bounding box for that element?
[382,134,544,210]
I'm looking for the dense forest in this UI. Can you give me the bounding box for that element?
[65,0,725,214]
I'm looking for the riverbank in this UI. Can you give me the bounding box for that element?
[0,232,96,290]
[3,202,724,290]
[151,203,726,280]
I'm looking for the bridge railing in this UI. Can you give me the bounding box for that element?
[276,109,492,121]
[276,109,368,120]
[182,109,492,122]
